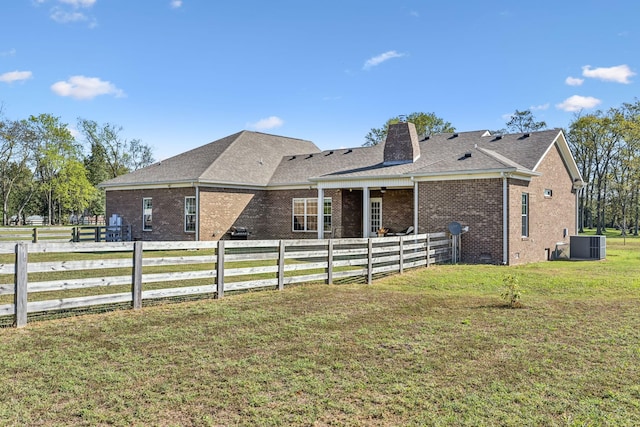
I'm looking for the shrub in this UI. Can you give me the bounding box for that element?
[501,274,523,308]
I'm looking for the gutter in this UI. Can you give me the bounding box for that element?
[502,172,509,265]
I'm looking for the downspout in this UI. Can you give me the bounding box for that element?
[575,186,579,235]
[412,178,418,235]
[195,184,200,241]
[502,173,508,265]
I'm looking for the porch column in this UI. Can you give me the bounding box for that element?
[362,186,370,238]
[413,180,418,235]
[317,187,325,239]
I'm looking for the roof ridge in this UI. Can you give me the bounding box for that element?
[198,131,246,179]
[244,130,314,144]
[476,146,529,170]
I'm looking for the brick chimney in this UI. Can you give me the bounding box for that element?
[383,122,421,165]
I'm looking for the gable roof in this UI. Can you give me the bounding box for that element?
[100,131,320,188]
[101,128,584,190]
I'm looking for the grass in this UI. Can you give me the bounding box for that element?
[0,233,639,425]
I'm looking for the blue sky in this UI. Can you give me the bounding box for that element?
[1,0,639,160]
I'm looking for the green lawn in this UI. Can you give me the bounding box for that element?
[1,233,639,426]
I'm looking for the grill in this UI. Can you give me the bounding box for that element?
[230,226,249,240]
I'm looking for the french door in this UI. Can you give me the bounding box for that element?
[370,198,382,236]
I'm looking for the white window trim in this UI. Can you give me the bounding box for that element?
[293,197,331,233]
[142,197,152,232]
[184,196,196,233]
[521,192,529,237]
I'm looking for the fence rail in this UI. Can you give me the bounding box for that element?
[0,225,131,243]
[0,232,453,327]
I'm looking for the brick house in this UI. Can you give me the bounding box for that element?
[101,123,584,265]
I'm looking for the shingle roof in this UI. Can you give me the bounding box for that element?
[101,131,320,187]
[270,129,561,182]
[101,128,571,189]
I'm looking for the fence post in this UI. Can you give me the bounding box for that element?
[426,233,431,267]
[327,239,333,284]
[14,243,28,328]
[216,240,225,299]
[367,238,373,284]
[132,241,143,309]
[278,240,285,290]
[32,228,38,243]
[95,226,101,242]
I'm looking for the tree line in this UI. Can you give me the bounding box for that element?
[0,110,154,226]
[366,103,640,235]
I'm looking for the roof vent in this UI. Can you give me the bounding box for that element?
[305,154,314,159]
[325,151,334,156]
[493,135,503,141]
[344,149,353,154]
[288,156,296,161]
[458,152,472,160]
[523,133,530,138]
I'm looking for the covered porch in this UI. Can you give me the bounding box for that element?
[314,178,419,239]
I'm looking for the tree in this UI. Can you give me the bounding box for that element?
[78,119,154,179]
[0,116,29,225]
[505,109,547,133]
[364,112,455,146]
[55,159,97,218]
[568,110,623,235]
[26,114,80,225]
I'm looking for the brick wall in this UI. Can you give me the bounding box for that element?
[378,189,414,233]
[418,179,504,263]
[198,187,343,240]
[198,187,267,240]
[341,189,363,237]
[106,187,196,241]
[508,144,576,264]
[262,189,343,240]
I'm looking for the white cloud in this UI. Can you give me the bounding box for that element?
[248,116,284,131]
[556,95,601,112]
[582,64,635,84]
[0,70,33,83]
[51,75,125,100]
[565,76,584,86]
[50,9,88,23]
[170,0,183,8]
[59,0,96,7]
[530,103,549,111]
[49,0,97,26]
[363,50,405,70]
[0,48,16,57]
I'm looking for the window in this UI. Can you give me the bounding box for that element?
[323,198,332,231]
[544,189,553,198]
[293,198,331,232]
[184,196,196,232]
[142,198,152,231]
[521,193,529,237]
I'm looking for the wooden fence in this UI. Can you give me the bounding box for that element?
[0,225,131,243]
[0,232,453,328]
